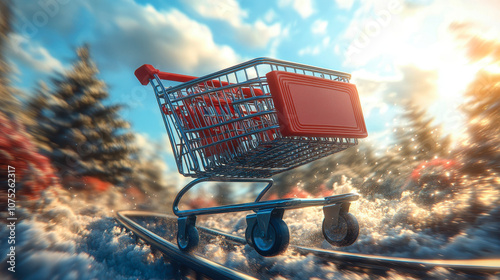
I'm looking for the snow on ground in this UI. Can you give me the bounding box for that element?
[195,175,500,279]
[281,177,500,260]
[200,175,500,260]
[0,186,172,280]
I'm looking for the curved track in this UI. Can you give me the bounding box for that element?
[116,210,256,280]
[116,210,500,279]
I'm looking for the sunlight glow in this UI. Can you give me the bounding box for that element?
[436,63,478,101]
[483,62,500,74]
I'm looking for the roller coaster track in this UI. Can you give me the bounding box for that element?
[116,210,500,279]
[116,210,256,280]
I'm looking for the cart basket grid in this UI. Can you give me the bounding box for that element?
[136,58,367,178]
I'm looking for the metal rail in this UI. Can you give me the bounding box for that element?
[117,210,500,278]
[197,218,500,276]
[292,246,500,275]
[116,210,256,280]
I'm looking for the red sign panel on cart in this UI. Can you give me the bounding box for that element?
[266,71,368,138]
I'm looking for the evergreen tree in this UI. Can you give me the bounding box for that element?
[394,102,451,163]
[461,71,500,174]
[40,45,135,185]
[0,0,19,116]
[24,81,53,150]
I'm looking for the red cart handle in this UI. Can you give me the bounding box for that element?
[135,64,231,88]
[134,64,263,97]
[135,64,198,85]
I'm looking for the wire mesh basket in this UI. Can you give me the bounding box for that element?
[135,58,367,178]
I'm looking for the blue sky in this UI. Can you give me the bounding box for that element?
[7,0,500,152]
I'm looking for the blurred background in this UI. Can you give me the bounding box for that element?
[0,0,499,278]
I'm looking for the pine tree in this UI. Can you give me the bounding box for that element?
[24,81,53,151]
[394,102,451,163]
[461,71,500,175]
[40,45,135,186]
[0,0,19,116]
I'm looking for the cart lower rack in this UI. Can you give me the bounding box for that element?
[135,57,367,256]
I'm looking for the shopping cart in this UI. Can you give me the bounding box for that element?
[135,58,368,256]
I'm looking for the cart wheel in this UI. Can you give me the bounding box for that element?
[322,212,359,247]
[177,224,199,253]
[251,217,289,257]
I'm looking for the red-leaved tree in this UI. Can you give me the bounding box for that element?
[0,112,59,206]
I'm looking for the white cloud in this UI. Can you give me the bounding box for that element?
[297,35,330,56]
[183,0,246,26]
[351,69,390,97]
[335,0,355,10]
[133,132,172,175]
[334,43,341,55]
[268,26,290,58]
[350,69,394,118]
[234,20,281,49]
[279,0,315,19]
[90,3,241,74]
[12,0,243,75]
[134,133,171,157]
[384,65,439,107]
[311,19,328,34]
[184,0,281,49]
[133,133,193,189]
[264,9,277,23]
[7,34,65,73]
[298,46,320,56]
[295,0,315,18]
[351,65,439,112]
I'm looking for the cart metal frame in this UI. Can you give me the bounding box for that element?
[135,57,366,256]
